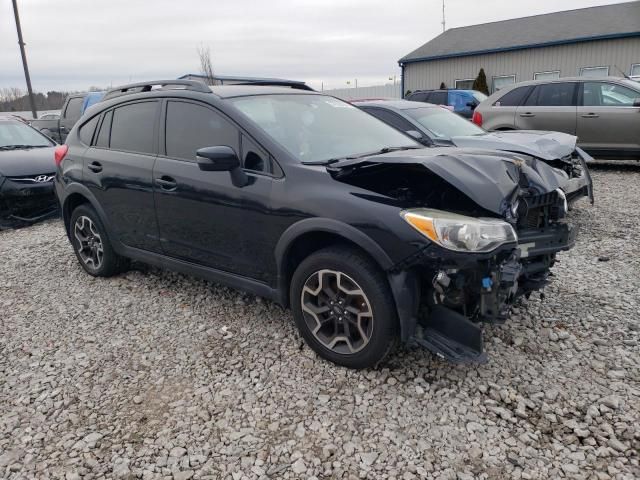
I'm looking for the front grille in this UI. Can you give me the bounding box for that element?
[518,191,561,229]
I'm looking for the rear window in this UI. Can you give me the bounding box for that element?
[64,97,83,121]
[109,102,157,154]
[494,86,532,107]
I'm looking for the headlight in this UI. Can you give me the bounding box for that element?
[400,208,518,253]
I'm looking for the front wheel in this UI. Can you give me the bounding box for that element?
[290,246,397,369]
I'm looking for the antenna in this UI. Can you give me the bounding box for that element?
[613,65,631,80]
[442,0,446,32]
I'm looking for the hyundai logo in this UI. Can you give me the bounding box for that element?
[34,175,54,183]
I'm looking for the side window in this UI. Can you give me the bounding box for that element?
[408,92,429,102]
[494,86,532,107]
[110,102,158,154]
[78,115,100,145]
[64,97,83,121]
[241,134,271,173]
[365,108,416,133]
[429,92,448,105]
[583,82,639,107]
[95,110,112,148]
[525,83,576,107]
[165,101,239,161]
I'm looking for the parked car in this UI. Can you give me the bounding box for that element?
[38,112,60,120]
[30,91,105,144]
[353,99,593,205]
[56,80,577,368]
[0,116,59,228]
[405,89,488,118]
[474,77,640,159]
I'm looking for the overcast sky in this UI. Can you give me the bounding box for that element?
[0,0,626,93]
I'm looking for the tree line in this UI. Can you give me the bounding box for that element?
[0,86,104,112]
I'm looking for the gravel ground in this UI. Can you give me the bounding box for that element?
[1,163,639,480]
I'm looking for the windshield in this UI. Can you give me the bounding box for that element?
[472,91,488,102]
[0,121,53,148]
[405,107,486,140]
[230,94,420,163]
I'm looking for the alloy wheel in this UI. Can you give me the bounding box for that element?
[74,215,104,270]
[301,269,373,354]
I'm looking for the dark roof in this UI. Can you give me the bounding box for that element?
[179,73,308,86]
[353,99,438,110]
[400,1,640,64]
[209,85,320,98]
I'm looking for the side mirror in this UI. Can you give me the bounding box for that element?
[406,130,424,140]
[633,98,640,107]
[196,146,248,187]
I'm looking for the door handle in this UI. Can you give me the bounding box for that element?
[155,176,177,190]
[519,112,535,117]
[87,161,102,173]
[581,113,600,118]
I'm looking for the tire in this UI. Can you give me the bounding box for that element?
[290,246,398,369]
[69,204,128,277]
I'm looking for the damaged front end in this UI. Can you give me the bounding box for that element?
[329,148,578,363]
[0,174,59,229]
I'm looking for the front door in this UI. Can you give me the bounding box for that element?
[83,100,162,252]
[153,100,275,281]
[577,81,640,154]
[515,82,578,134]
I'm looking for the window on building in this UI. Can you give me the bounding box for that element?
[455,79,475,89]
[534,71,560,81]
[579,66,609,78]
[492,75,516,93]
[631,64,640,82]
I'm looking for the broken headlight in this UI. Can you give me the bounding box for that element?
[400,208,518,253]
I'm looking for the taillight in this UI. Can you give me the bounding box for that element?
[54,145,68,166]
[472,110,483,126]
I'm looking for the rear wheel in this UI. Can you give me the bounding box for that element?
[290,246,397,369]
[70,204,128,277]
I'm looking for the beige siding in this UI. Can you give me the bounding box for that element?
[403,37,640,92]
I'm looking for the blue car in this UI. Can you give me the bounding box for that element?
[405,89,487,118]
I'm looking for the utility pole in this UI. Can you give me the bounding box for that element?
[12,0,37,119]
[441,0,446,33]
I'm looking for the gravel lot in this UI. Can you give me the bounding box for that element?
[1,163,639,480]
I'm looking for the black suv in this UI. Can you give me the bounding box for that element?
[55,80,577,369]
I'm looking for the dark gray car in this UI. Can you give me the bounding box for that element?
[474,77,640,159]
[354,99,593,205]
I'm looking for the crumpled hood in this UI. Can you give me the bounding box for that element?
[0,147,57,177]
[330,147,567,215]
[450,130,577,161]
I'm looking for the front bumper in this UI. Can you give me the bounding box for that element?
[389,221,576,363]
[562,148,594,206]
[0,177,59,228]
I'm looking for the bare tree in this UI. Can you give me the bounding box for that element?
[197,44,216,86]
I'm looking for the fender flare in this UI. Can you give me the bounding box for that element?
[60,184,119,248]
[274,218,395,300]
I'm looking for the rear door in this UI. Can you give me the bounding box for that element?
[59,96,84,142]
[577,81,640,153]
[428,91,448,106]
[83,100,162,252]
[515,82,578,133]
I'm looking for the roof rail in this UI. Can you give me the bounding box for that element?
[231,80,315,91]
[102,79,211,101]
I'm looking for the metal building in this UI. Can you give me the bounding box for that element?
[399,1,640,95]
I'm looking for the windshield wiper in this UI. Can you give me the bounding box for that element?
[0,144,49,151]
[302,146,421,166]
